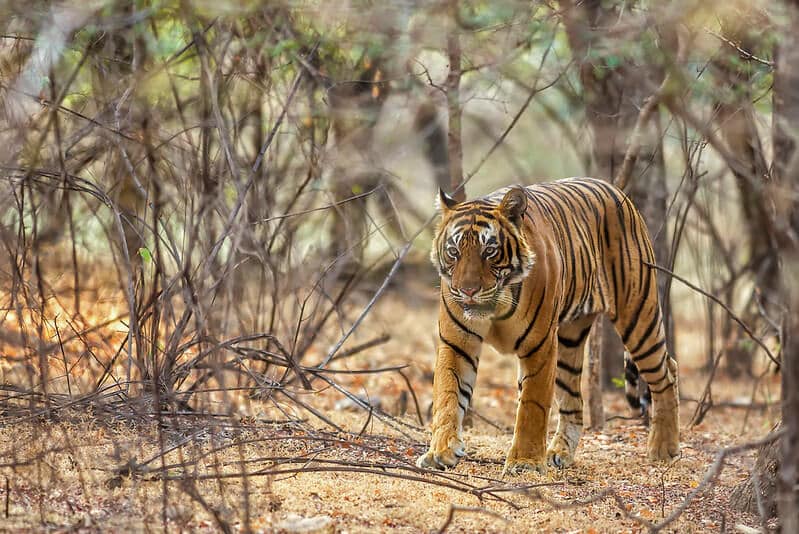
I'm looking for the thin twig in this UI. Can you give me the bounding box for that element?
[437,504,509,533]
[644,261,779,367]
[316,242,413,369]
[704,27,773,68]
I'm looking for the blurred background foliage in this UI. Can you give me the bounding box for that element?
[0,0,786,413]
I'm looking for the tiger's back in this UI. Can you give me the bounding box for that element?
[418,177,679,473]
[525,178,661,324]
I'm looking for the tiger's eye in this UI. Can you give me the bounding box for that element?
[483,246,497,257]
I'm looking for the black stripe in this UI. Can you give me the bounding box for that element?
[647,372,668,387]
[627,309,660,354]
[628,202,645,292]
[590,179,627,219]
[555,377,580,398]
[632,339,666,363]
[503,227,524,278]
[439,333,478,373]
[621,265,653,342]
[514,287,546,350]
[442,296,483,341]
[499,228,512,264]
[519,398,548,414]
[560,182,601,227]
[650,382,673,395]
[452,371,474,406]
[519,361,547,385]
[495,283,522,321]
[539,190,578,311]
[559,408,582,416]
[638,352,667,375]
[583,180,619,248]
[625,360,639,382]
[615,202,631,296]
[558,324,592,348]
[557,360,582,376]
[519,315,556,359]
[570,183,610,315]
[626,393,642,409]
[589,184,631,289]
[450,207,499,218]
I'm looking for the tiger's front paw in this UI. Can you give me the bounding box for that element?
[416,434,466,470]
[503,446,547,476]
[503,457,547,476]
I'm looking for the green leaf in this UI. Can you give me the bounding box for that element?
[611,377,625,389]
[138,247,152,263]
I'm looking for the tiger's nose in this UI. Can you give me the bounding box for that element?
[460,287,479,297]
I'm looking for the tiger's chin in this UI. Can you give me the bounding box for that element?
[459,301,497,320]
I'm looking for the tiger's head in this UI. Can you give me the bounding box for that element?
[432,187,535,318]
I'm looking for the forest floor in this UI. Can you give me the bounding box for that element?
[0,264,782,533]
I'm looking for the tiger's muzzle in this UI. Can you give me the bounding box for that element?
[450,284,501,316]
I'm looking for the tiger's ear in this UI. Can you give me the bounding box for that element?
[499,187,527,222]
[436,188,458,211]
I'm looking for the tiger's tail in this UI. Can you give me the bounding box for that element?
[624,351,652,421]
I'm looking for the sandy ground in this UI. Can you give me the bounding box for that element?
[0,270,782,532]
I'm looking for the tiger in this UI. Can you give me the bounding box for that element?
[417,177,679,474]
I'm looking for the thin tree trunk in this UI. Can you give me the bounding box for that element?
[414,100,451,194]
[446,5,464,201]
[587,316,605,430]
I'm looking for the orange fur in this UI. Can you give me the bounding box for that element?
[418,178,679,474]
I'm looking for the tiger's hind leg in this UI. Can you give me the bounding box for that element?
[624,351,652,422]
[547,316,594,468]
[616,307,679,462]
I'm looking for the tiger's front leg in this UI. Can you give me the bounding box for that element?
[504,334,557,475]
[417,301,484,470]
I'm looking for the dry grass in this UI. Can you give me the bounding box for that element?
[0,272,781,533]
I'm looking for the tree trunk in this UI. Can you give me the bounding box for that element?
[587,316,605,429]
[711,10,779,378]
[773,4,799,527]
[729,426,780,519]
[445,3,465,201]
[413,100,451,194]
[777,276,799,530]
[731,2,799,527]
[326,55,390,266]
